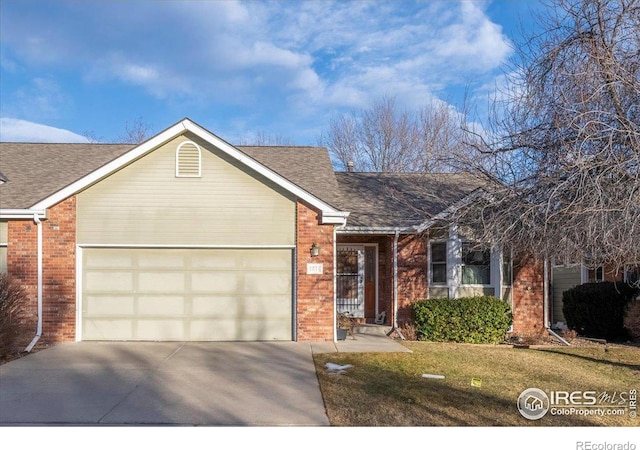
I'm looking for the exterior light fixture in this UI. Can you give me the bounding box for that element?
[310,243,320,257]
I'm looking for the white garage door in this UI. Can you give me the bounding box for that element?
[81,248,293,341]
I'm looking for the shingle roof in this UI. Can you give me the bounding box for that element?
[0,141,482,230]
[0,143,134,209]
[238,146,342,209]
[334,172,483,229]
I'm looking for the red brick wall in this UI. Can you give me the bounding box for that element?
[296,200,335,341]
[7,197,77,346]
[42,197,76,342]
[7,219,38,348]
[511,256,546,336]
[396,234,428,325]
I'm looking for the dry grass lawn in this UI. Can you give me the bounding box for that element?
[314,341,640,426]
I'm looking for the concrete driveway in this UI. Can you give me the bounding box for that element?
[0,341,330,426]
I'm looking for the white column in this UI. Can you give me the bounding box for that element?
[447,225,461,298]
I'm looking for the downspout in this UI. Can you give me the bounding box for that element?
[386,230,405,339]
[544,258,570,346]
[25,214,43,352]
[333,226,338,342]
[393,230,399,329]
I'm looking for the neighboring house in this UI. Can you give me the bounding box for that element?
[0,118,547,346]
[550,262,640,328]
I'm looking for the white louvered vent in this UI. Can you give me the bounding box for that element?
[175,141,202,177]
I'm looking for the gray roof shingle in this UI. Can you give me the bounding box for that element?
[238,146,342,209]
[334,172,482,229]
[0,143,134,209]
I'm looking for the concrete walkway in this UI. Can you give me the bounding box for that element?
[0,331,409,426]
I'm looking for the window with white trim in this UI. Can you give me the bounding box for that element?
[430,241,447,284]
[175,141,202,177]
[461,242,491,285]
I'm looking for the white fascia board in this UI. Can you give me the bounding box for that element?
[338,226,414,235]
[0,209,47,219]
[321,211,350,225]
[29,119,347,224]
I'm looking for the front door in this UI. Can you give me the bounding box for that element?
[337,244,377,319]
[337,245,365,317]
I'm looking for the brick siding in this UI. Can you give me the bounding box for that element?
[295,200,335,341]
[7,196,77,346]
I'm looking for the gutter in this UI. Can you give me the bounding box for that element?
[25,214,44,352]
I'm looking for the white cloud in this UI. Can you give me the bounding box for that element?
[0,118,90,143]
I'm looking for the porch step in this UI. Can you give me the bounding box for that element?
[352,324,393,336]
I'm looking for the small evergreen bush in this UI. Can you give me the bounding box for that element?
[413,296,512,344]
[562,282,638,340]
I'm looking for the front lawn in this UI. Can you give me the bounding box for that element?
[313,341,640,426]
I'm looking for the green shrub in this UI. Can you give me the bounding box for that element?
[562,282,638,340]
[0,273,29,360]
[413,296,512,344]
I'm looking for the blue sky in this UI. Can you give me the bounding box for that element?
[0,0,543,145]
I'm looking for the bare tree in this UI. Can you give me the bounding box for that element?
[236,131,294,146]
[456,0,640,271]
[117,117,153,144]
[321,95,471,172]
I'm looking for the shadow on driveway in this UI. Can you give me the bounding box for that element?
[0,341,329,426]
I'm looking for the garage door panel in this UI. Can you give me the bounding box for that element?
[137,296,185,316]
[137,320,184,340]
[85,319,133,340]
[244,272,290,294]
[85,296,135,315]
[138,272,185,292]
[192,296,237,315]
[86,272,133,292]
[191,272,238,292]
[85,251,133,268]
[82,248,293,341]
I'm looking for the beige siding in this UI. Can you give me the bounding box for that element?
[77,134,296,246]
[552,266,582,324]
[0,222,7,243]
[82,248,293,341]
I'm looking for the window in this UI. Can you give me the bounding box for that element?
[461,242,490,285]
[587,266,604,283]
[175,141,202,177]
[430,241,447,284]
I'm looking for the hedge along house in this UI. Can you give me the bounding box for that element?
[0,118,547,348]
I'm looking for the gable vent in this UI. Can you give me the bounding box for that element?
[176,141,202,177]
